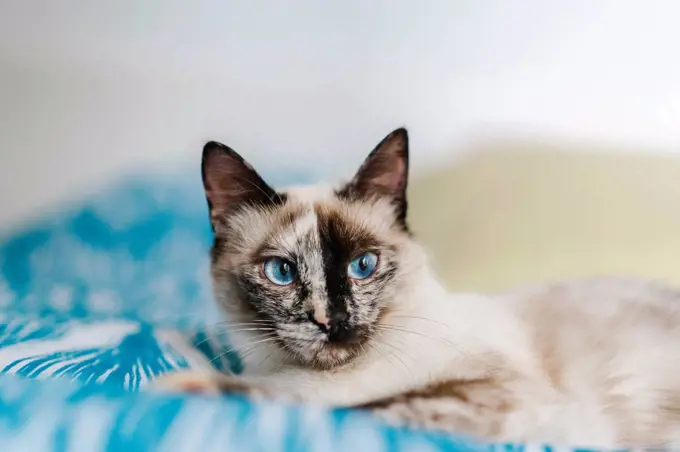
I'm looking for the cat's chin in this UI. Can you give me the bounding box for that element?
[285,338,369,370]
[309,345,363,370]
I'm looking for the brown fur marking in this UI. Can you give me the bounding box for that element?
[359,377,513,438]
[361,377,507,410]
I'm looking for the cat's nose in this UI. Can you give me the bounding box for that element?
[327,311,354,343]
[310,308,331,331]
[308,310,354,343]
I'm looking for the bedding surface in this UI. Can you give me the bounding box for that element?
[0,171,614,451]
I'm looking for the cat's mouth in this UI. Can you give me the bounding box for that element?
[278,326,372,370]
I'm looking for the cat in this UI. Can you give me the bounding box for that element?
[156,128,680,448]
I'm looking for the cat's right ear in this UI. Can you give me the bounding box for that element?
[338,128,410,229]
[202,141,282,230]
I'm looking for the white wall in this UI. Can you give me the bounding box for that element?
[2,1,680,228]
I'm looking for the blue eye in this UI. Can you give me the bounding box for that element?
[347,252,378,280]
[263,258,297,286]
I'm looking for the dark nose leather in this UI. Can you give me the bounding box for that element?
[327,311,354,343]
[308,310,355,343]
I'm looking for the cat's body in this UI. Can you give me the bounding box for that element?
[157,129,680,448]
[366,277,680,448]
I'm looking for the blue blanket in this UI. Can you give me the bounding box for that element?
[0,170,602,451]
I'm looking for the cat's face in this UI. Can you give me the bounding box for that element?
[202,129,414,369]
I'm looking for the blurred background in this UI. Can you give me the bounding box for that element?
[3,1,680,294]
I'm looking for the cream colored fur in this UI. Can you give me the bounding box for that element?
[157,184,680,448]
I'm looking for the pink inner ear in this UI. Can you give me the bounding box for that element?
[204,152,268,211]
[372,157,406,191]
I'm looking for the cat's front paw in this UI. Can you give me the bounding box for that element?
[153,371,260,398]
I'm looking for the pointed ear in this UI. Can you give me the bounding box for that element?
[201,141,282,229]
[339,128,409,228]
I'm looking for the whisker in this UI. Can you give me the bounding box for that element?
[373,338,414,379]
[276,351,292,371]
[238,339,286,368]
[194,332,275,354]
[223,327,277,334]
[388,314,452,330]
[377,324,467,355]
[210,335,279,365]
[378,323,445,340]
[193,321,277,340]
[217,319,274,324]
[279,340,308,364]
[379,336,419,364]
[252,350,277,371]
[205,320,275,329]
[194,327,277,346]
[368,342,401,375]
[193,329,276,348]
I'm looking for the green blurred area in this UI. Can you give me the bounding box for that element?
[408,140,680,292]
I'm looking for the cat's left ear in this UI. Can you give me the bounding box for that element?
[202,141,282,231]
[339,128,409,228]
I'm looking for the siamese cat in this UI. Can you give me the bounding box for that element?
[157,128,680,449]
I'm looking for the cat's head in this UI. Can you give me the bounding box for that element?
[203,128,424,369]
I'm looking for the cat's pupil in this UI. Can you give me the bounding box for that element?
[359,257,368,271]
[279,262,290,275]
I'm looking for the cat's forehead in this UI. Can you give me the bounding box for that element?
[279,183,336,205]
[259,201,387,261]
[278,184,396,237]
[233,183,401,258]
